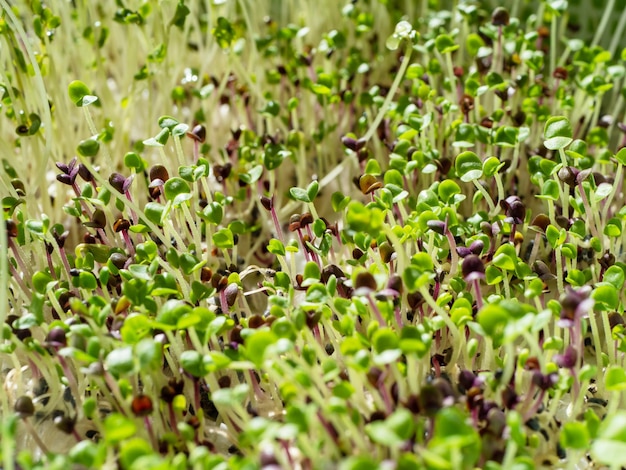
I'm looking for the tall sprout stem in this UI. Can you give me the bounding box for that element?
[270,206,285,244]
[472,279,483,309]
[419,286,463,368]
[8,239,29,286]
[550,15,557,79]
[445,227,458,278]
[473,179,496,214]
[578,182,601,247]
[592,0,615,47]
[0,0,52,194]
[9,263,30,298]
[609,5,626,57]
[22,417,49,455]
[601,163,623,223]
[555,247,565,296]
[0,201,10,326]
[363,42,413,142]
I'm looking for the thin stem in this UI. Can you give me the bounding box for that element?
[528,232,542,267]
[173,135,186,168]
[601,311,616,373]
[578,182,601,244]
[8,263,30,298]
[8,240,29,289]
[601,163,623,223]
[472,179,496,214]
[0,0,52,193]
[363,41,413,142]
[550,15,557,79]
[609,5,626,57]
[83,106,98,136]
[270,206,285,244]
[591,0,615,47]
[555,247,565,296]
[181,202,203,255]
[419,286,463,368]
[445,228,458,278]
[472,278,483,309]
[366,294,387,326]
[23,418,50,455]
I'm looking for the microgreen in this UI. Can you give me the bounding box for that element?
[2,0,626,468]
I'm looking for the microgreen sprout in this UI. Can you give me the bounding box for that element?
[2,1,626,468]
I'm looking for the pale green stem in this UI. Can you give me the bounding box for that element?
[501,434,518,468]
[83,106,98,136]
[601,310,616,371]
[472,179,496,214]
[156,257,191,299]
[592,0,615,47]
[307,202,319,220]
[578,183,601,244]
[587,311,605,392]
[181,202,203,255]
[609,6,626,58]
[601,164,623,223]
[173,135,187,168]
[0,0,53,192]
[0,209,7,328]
[363,41,413,142]
[550,14,557,79]
[501,341,516,388]
[419,286,463,368]
[555,246,564,296]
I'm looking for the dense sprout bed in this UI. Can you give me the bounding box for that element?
[2,1,626,469]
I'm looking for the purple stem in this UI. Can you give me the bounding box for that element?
[58,356,79,399]
[394,307,403,328]
[96,228,111,245]
[313,324,322,344]
[248,370,265,399]
[9,262,30,297]
[72,182,94,219]
[46,249,57,279]
[296,229,311,262]
[144,416,156,447]
[219,289,229,314]
[394,204,404,226]
[473,279,484,309]
[523,389,545,423]
[316,411,339,445]
[167,403,181,436]
[58,247,73,279]
[280,439,295,468]
[378,370,393,415]
[366,294,386,326]
[9,239,30,281]
[124,190,138,225]
[121,230,135,257]
[305,225,321,267]
[193,140,199,163]
[270,206,285,244]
